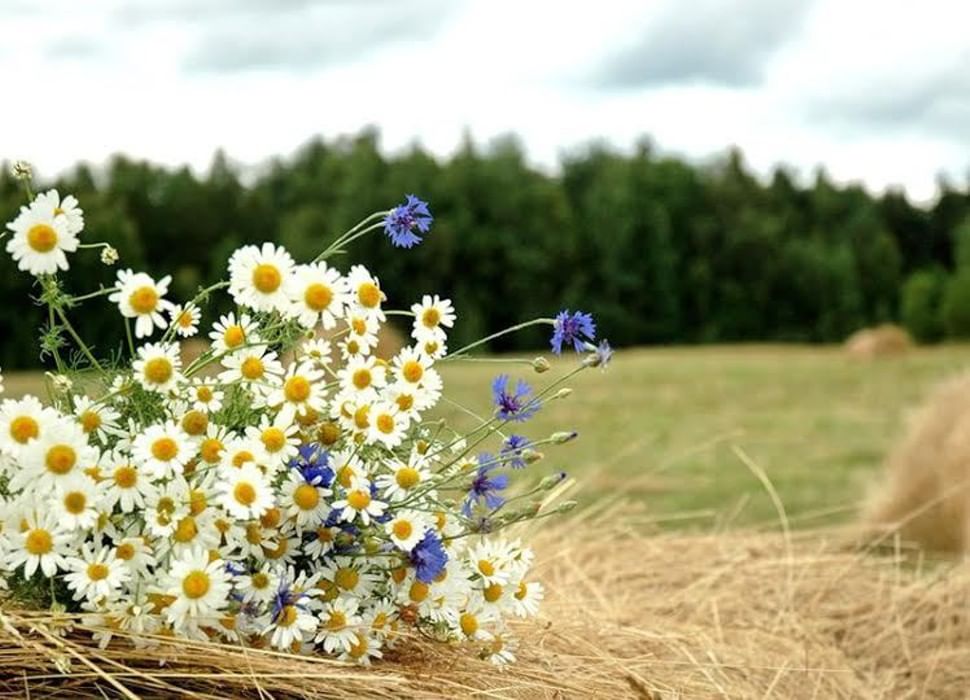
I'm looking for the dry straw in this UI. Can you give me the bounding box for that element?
[3,494,970,699]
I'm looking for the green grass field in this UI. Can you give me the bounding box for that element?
[6,344,970,530]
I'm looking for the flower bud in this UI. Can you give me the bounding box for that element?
[11,160,32,180]
[521,448,544,464]
[100,246,119,266]
[550,431,578,444]
[532,357,551,373]
[553,388,572,400]
[539,471,568,490]
[556,500,578,513]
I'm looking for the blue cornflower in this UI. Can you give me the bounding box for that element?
[501,434,531,469]
[271,580,308,622]
[383,194,433,248]
[585,339,614,369]
[409,531,448,583]
[463,455,510,516]
[551,310,596,354]
[289,444,333,487]
[491,374,540,422]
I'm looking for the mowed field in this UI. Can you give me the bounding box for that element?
[6,344,970,531]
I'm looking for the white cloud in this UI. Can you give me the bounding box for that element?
[1,0,968,201]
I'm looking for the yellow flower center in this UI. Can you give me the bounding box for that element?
[129,286,159,314]
[177,310,194,328]
[396,467,420,490]
[372,612,387,630]
[304,283,333,311]
[264,537,288,560]
[252,572,270,589]
[352,369,371,390]
[189,490,207,515]
[392,520,413,540]
[116,543,136,560]
[79,410,102,433]
[25,529,53,555]
[144,357,173,385]
[233,482,257,506]
[173,516,198,543]
[395,394,414,411]
[422,308,441,328]
[261,427,286,452]
[157,496,176,518]
[460,612,478,637]
[316,527,333,542]
[346,339,361,355]
[284,376,311,403]
[10,415,39,444]
[27,223,58,253]
[478,560,495,577]
[278,605,298,627]
[240,357,264,380]
[260,507,282,528]
[347,489,371,510]
[357,282,381,308]
[409,581,429,603]
[245,523,263,545]
[515,582,528,600]
[114,465,138,488]
[200,438,224,464]
[483,583,504,602]
[45,445,77,475]
[232,450,255,468]
[424,340,440,355]
[334,566,359,590]
[401,360,423,383]
[349,633,368,659]
[181,410,208,436]
[182,571,211,599]
[435,512,447,530]
[353,406,370,430]
[223,325,245,348]
[151,437,178,462]
[87,562,110,581]
[63,491,87,514]
[196,386,214,402]
[293,484,319,510]
[327,610,346,630]
[317,421,340,446]
[351,317,367,336]
[376,414,395,434]
[252,264,282,294]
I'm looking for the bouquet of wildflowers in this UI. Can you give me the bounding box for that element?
[0,162,610,667]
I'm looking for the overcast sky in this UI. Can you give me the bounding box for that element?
[3,0,970,201]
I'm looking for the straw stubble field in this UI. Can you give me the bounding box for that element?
[6,344,970,698]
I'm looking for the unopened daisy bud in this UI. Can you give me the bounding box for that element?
[46,372,73,393]
[539,471,568,490]
[100,245,119,266]
[553,388,572,400]
[364,537,382,554]
[521,448,543,465]
[11,160,32,180]
[531,356,550,373]
[335,532,355,549]
[550,430,578,445]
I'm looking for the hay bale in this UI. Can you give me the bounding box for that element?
[6,509,970,698]
[864,371,970,552]
[845,324,913,358]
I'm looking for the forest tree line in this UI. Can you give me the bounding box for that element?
[2,129,970,369]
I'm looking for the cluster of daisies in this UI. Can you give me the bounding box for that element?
[0,179,609,667]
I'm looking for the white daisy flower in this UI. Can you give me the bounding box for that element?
[6,510,70,578]
[385,510,429,552]
[162,546,232,630]
[346,264,386,321]
[417,335,448,360]
[376,454,432,502]
[331,478,386,525]
[145,478,191,538]
[466,540,515,587]
[266,598,318,651]
[510,579,544,618]
[245,418,300,468]
[209,312,260,355]
[345,312,381,353]
[303,525,337,560]
[235,564,279,605]
[266,362,326,426]
[338,631,383,665]
[188,378,224,414]
[339,355,386,398]
[108,269,174,338]
[31,189,84,235]
[0,395,59,456]
[169,303,201,338]
[218,345,284,399]
[15,419,98,492]
[280,471,331,528]
[315,597,363,653]
[484,630,518,666]
[287,261,349,329]
[391,346,435,386]
[132,422,194,479]
[165,511,222,560]
[228,242,295,314]
[50,474,103,530]
[298,338,333,368]
[73,395,122,444]
[5,203,78,276]
[64,544,130,603]
[114,537,156,579]
[218,435,264,471]
[218,462,274,520]
[410,294,455,343]
[132,342,183,394]
[366,402,408,449]
[103,453,155,513]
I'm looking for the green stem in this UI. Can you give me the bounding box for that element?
[55,307,103,371]
[443,319,555,360]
